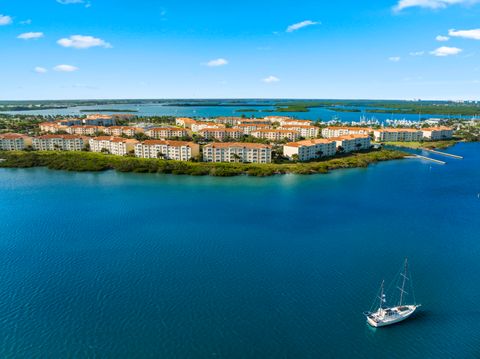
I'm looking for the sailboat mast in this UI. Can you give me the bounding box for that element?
[379,280,385,310]
[399,258,408,306]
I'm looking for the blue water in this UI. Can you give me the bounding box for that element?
[0,143,479,358]
[3,102,460,123]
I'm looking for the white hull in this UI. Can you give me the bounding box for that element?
[366,305,419,327]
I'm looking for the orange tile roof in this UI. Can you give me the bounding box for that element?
[204,142,272,149]
[331,134,370,140]
[422,126,453,131]
[0,133,29,139]
[324,126,372,131]
[36,134,87,140]
[140,140,197,147]
[285,139,336,147]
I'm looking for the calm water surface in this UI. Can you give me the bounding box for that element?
[0,143,479,358]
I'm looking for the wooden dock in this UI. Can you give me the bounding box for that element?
[422,148,463,159]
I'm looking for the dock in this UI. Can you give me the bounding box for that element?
[413,155,446,165]
[421,148,463,159]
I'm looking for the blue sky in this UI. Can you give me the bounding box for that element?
[1,0,480,100]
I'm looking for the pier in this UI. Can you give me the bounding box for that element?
[413,155,446,165]
[422,148,463,159]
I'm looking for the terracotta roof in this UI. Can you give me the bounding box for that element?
[285,139,336,147]
[375,128,422,133]
[422,127,453,131]
[91,136,138,143]
[147,127,187,132]
[204,142,272,149]
[253,129,299,134]
[140,140,197,147]
[331,134,370,140]
[0,133,29,139]
[324,126,372,131]
[35,134,87,140]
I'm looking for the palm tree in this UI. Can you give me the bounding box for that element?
[355,143,363,151]
[232,153,242,162]
[316,150,323,158]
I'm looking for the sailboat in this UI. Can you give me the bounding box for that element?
[364,259,421,327]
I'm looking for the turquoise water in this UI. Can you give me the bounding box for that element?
[3,102,458,123]
[0,143,479,357]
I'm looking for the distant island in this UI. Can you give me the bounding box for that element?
[80,109,138,113]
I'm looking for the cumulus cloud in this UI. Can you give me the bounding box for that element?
[205,58,228,67]
[54,64,79,72]
[389,56,401,62]
[436,35,450,41]
[20,19,32,25]
[286,20,319,33]
[34,67,47,73]
[57,35,112,49]
[410,51,425,56]
[394,0,480,11]
[17,32,44,40]
[430,46,462,56]
[57,0,85,4]
[448,28,480,40]
[0,15,13,25]
[262,75,280,83]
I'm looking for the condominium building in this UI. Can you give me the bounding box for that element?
[251,129,300,142]
[203,142,272,163]
[263,116,293,124]
[83,115,116,127]
[198,128,243,141]
[332,134,371,153]
[191,121,225,133]
[235,123,271,135]
[0,133,32,150]
[103,126,144,137]
[237,118,273,125]
[145,127,190,139]
[283,139,337,161]
[279,119,314,127]
[66,125,105,136]
[89,136,138,156]
[373,128,423,142]
[56,119,83,126]
[322,127,372,138]
[175,117,197,128]
[213,117,243,126]
[33,135,87,151]
[39,122,68,133]
[422,127,454,140]
[134,140,200,161]
[280,125,319,138]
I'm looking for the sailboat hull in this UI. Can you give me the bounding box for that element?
[367,305,419,327]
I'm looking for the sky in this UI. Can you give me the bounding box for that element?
[1,0,480,100]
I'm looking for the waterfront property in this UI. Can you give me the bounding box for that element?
[0,133,32,151]
[251,129,300,142]
[145,127,190,139]
[422,127,454,140]
[322,126,372,139]
[89,136,138,156]
[39,122,68,134]
[333,134,371,153]
[198,128,243,141]
[283,138,337,161]
[66,125,105,136]
[213,117,243,126]
[280,125,319,138]
[104,126,144,137]
[203,142,272,163]
[175,117,197,128]
[57,119,83,127]
[33,135,87,151]
[83,114,116,127]
[234,123,272,135]
[135,140,199,161]
[374,129,423,142]
[191,121,225,133]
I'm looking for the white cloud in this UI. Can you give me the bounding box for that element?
[430,46,462,56]
[394,0,480,11]
[286,20,319,33]
[449,28,480,40]
[0,15,13,25]
[57,35,112,49]
[410,51,425,56]
[17,32,44,40]
[389,56,401,62]
[436,35,450,41]
[54,64,79,72]
[205,58,228,67]
[262,75,280,83]
[20,19,32,25]
[57,0,85,4]
[34,67,47,74]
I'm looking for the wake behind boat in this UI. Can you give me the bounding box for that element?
[364,259,421,328]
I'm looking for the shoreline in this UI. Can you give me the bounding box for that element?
[0,149,406,177]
